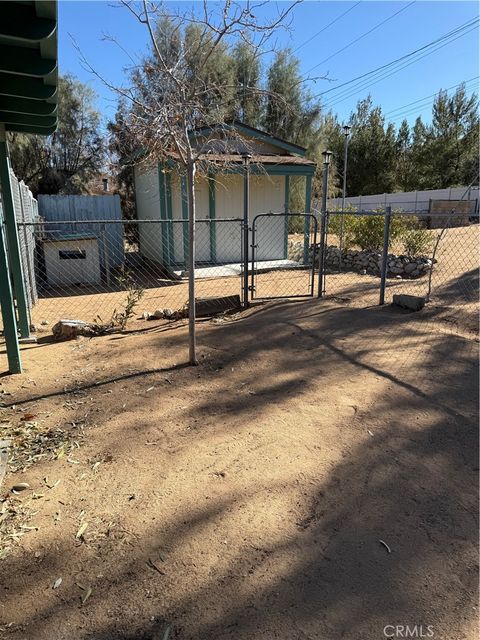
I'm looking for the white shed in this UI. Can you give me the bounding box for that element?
[134,121,316,267]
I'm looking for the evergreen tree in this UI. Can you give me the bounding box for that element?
[428,84,479,187]
[395,119,415,191]
[9,75,104,196]
[263,49,320,145]
[345,97,396,195]
[232,39,261,126]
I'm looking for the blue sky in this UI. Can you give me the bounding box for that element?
[59,0,479,130]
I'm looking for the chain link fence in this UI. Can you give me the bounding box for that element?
[8,208,479,338]
[319,210,479,313]
[18,219,245,331]
[251,213,318,300]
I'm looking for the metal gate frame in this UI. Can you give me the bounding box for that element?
[250,212,318,300]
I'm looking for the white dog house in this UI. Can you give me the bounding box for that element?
[42,234,101,286]
[134,122,316,267]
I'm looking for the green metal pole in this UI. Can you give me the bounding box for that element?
[0,125,30,338]
[284,175,290,258]
[0,219,22,373]
[303,174,312,264]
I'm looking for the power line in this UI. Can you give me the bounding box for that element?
[385,81,479,121]
[322,22,478,109]
[306,1,416,74]
[384,76,479,118]
[324,23,479,109]
[293,2,362,53]
[314,18,478,100]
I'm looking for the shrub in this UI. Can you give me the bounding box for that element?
[326,211,432,255]
[402,227,432,256]
[328,213,357,249]
[351,215,385,251]
[112,267,144,330]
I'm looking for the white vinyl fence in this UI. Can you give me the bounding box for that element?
[328,186,479,213]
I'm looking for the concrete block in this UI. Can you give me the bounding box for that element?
[392,294,426,311]
[195,295,241,317]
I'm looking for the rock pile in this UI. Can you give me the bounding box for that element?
[288,240,433,279]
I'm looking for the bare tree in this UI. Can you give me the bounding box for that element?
[80,0,300,364]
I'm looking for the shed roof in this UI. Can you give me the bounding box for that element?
[192,121,308,157]
[0,1,58,135]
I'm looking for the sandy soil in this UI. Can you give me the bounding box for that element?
[0,287,478,639]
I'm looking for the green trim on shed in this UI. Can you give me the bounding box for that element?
[221,164,315,177]
[303,175,313,264]
[165,171,174,265]
[284,175,290,259]
[157,165,170,265]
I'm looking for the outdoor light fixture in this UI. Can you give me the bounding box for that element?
[322,150,333,165]
[343,124,351,137]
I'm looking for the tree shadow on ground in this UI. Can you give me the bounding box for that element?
[0,291,478,639]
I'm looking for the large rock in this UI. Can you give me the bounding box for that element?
[392,294,426,312]
[52,320,90,340]
[52,319,113,340]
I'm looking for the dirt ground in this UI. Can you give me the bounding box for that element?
[0,275,478,639]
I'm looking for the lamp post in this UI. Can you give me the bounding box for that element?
[318,149,332,297]
[242,153,251,307]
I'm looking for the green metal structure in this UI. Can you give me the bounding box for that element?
[0,1,58,373]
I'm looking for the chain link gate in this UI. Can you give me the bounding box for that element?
[250,213,318,300]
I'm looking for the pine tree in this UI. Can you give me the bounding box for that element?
[263,49,320,145]
[232,39,261,126]
[429,84,479,187]
[395,119,414,191]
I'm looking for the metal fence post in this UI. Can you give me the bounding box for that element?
[0,127,30,337]
[379,205,392,305]
[0,220,22,373]
[318,210,329,298]
[303,175,312,264]
[242,154,251,308]
[318,151,331,297]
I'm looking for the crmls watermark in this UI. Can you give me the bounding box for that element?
[383,625,435,638]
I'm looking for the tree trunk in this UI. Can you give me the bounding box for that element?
[186,161,198,365]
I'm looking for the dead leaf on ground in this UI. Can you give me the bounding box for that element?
[81,586,93,604]
[76,522,88,539]
[20,414,37,422]
[52,577,62,589]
